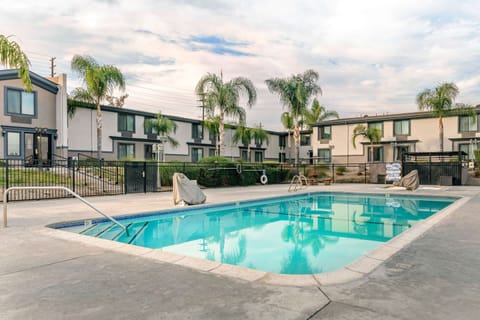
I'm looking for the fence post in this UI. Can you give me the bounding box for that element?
[72,160,76,193]
[364,163,367,184]
[332,163,335,183]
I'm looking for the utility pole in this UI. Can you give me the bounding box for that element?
[50,57,56,77]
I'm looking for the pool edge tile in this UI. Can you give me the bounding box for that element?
[345,256,383,274]
[174,256,222,272]
[143,250,185,263]
[258,273,318,287]
[211,264,267,282]
[314,268,364,286]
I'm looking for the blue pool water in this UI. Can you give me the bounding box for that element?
[57,192,456,274]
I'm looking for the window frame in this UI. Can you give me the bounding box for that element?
[192,123,204,140]
[458,115,479,133]
[192,147,204,162]
[4,87,37,117]
[254,151,263,163]
[367,146,384,162]
[5,131,22,158]
[300,134,311,146]
[317,148,331,163]
[318,126,331,140]
[144,117,157,135]
[368,122,384,137]
[118,143,135,159]
[393,120,410,136]
[118,114,136,133]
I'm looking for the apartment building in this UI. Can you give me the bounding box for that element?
[311,109,480,164]
[67,102,288,163]
[0,70,68,163]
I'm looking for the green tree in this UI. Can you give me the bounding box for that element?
[0,34,31,91]
[251,124,269,146]
[70,55,125,159]
[195,72,257,156]
[203,116,221,156]
[302,98,339,129]
[144,112,179,148]
[233,125,252,160]
[352,124,382,162]
[416,82,475,152]
[266,69,321,172]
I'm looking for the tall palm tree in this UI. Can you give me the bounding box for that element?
[281,111,294,163]
[0,34,31,91]
[195,72,257,156]
[144,112,179,148]
[203,116,221,156]
[352,124,382,162]
[302,98,339,129]
[416,82,475,152]
[70,55,125,159]
[266,69,321,173]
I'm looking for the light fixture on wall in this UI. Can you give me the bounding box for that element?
[1,130,5,137]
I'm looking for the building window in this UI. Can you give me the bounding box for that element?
[144,117,157,135]
[300,134,311,146]
[368,122,383,136]
[144,144,154,160]
[279,136,286,148]
[318,126,331,140]
[395,145,409,161]
[255,151,263,162]
[241,150,249,161]
[118,143,135,159]
[459,143,479,160]
[6,132,21,157]
[118,114,135,132]
[192,123,203,139]
[279,152,286,163]
[317,148,331,163]
[208,148,216,157]
[208,129,216,143]
[5,88,36,116]
[192,147,203,162]
[459,116,478,133]
[367,146,384,162]
[393,120,410,136]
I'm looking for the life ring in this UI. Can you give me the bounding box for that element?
[236,163,242,174]
[260,174,268,185]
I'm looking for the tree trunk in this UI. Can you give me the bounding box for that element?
[218,110,225,156]
[293,122,300,174]
[439,117,444,153]
[96,100,103,160]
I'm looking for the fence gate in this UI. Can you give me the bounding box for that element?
[124,162,158,193]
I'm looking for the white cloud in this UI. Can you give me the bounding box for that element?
[2,0,480,129]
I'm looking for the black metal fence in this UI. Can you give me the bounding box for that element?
[1,158,397,201]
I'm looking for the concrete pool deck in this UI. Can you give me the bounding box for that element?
[1,184,480,319]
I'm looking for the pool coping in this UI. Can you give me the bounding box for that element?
[39,193,471,287]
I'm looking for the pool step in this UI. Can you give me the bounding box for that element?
[80,223,108,236]
[114,222,149,244]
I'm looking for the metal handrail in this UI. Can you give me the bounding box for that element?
[2,186,128,235]
[288,174,308,192]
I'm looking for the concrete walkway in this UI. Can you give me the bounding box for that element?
[1,184,479,319]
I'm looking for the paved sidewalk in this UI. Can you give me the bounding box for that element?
[1,184,479,319]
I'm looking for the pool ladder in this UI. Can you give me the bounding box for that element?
[288,174,308,192]
[3,186,129,236]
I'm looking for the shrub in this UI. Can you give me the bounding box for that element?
[336,166,347,175]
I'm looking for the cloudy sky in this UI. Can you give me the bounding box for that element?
[2,0,480,130]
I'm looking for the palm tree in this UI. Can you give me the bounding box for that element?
[302,98,339,129]
[266,69,321,173]
[416,82,475,152]
[0,34,31,91]
[203,116,221,156]
[195,72,257,156]
[281,111,294,163]
[251,124,269,147]
[70,55,125,159]
[233,125,252,160]
[352,124,382,162]
[144,112,179,148]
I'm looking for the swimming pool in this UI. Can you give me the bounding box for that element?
[55,192,456,275]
